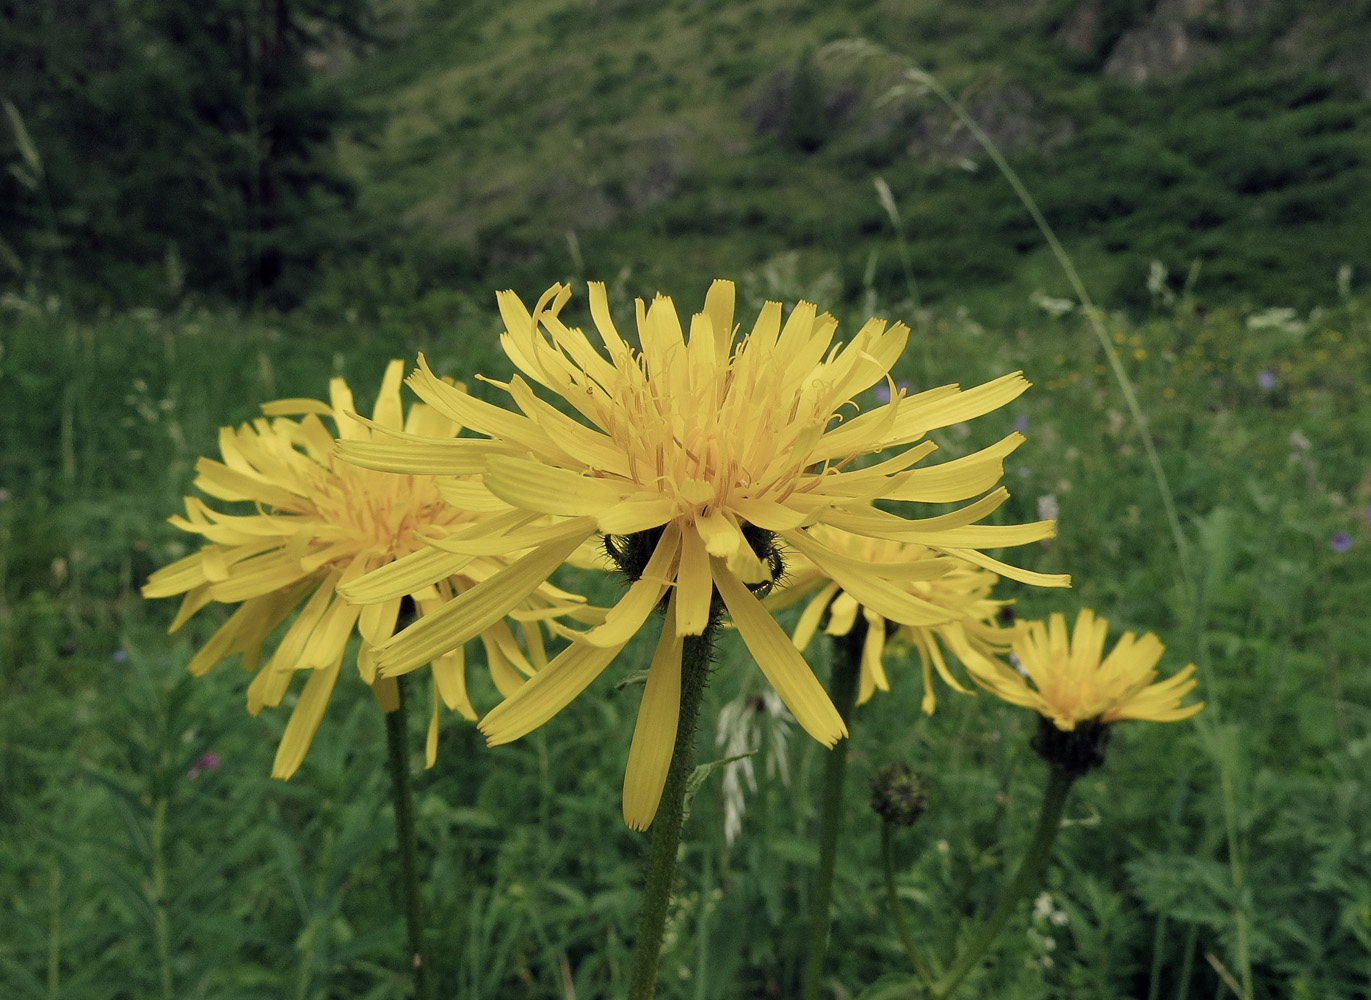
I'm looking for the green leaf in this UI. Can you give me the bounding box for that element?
[682,750,755,819]
[3,99,43,179]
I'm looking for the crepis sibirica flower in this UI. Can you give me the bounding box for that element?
[143,362,584,777]
[339,281,1067,828]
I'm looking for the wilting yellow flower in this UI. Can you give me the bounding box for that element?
[968,609,1203,729]
[340,281,1068,828]
[142,361,571,777]
[771,525,1019,713]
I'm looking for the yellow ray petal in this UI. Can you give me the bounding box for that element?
[481,633,528,698]
[822,487,1012,540]
[193,457,301,508]
[597,496,674,535]
[408,354,548,447]
[881,433,1026,503]
[357,596,402,649]
[299,592,362,672]
[729,497,810,531]
[370,674,400,712]
[937,547,1071,588]
[702,279,736,363]
[425,682,441,767]
[437,478,515,513]
[675,526,713,636]
[431,644,474,718]
[623,596,685,831]
[783,530,954,626]
[712,561,846,746]
[478,640,623,745]
[783,529,954,582]
[371,359,406,431]
[575,524,680,647]
[484,455,630,515]
[696,507,743,557]
[339,544,473,605]
[271,659,342,779]
[424,514,597,557]
[260,397,333,419]
[335,435,504,476]
[377,528,592,676]
[791,582,840,651]
[208,551,312,603]
[167,584,213,632]
[141,552,208,600]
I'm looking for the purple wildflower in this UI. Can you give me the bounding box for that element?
[1257,370,1277,391]
[1331,533,1352,553]
[1014,414,1029,434]
[188,753,221,779]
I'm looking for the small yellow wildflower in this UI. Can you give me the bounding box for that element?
[770,525,1020,713]
[967,609,1203,729]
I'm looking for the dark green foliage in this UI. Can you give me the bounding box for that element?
[6,0,1371,315]
[0,0,370,308]
[782,49,831,154]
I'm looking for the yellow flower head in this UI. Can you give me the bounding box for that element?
[969,609,1203,730]
[772,525,1020,714]
[339,281,1068,829]
[142,361,563,777]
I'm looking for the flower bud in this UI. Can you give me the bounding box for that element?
[870,763,928,827]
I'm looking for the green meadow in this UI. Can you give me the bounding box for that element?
[3,1,1371,998]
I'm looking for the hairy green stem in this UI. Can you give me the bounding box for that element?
[384,675,434,1000]
[627,629,717,1000]
[880,822,935,990]
[933,765,1075,999]
[801,625,864,1000]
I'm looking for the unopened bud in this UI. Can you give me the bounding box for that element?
[870,763,928,827]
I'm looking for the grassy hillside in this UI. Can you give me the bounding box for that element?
[328,0,1371,314]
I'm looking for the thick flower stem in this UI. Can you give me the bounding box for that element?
[932,765,1076,999]
[627,629,716,1000]
[384,675,434,1000]
[801,625,864,1000]
[880,821,935,990]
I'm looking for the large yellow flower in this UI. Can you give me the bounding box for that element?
[339,281,1068,828]
[770,525,1020,713]
[142,361,574,777]
[967,609,1203,729]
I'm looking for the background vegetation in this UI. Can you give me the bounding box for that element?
[3,0,1370,997]
[4,0,1371,313]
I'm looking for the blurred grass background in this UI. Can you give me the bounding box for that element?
[3,1,1371,998]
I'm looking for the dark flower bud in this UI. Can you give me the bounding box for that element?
[870,763,928,827]
[1030,715,1110,777]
